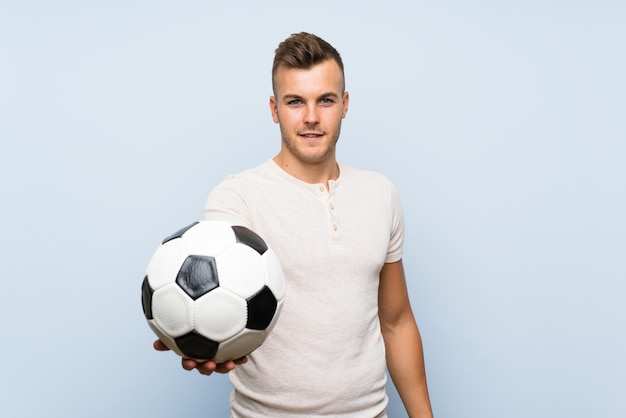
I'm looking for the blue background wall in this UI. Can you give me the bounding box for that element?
[1,1,624,417]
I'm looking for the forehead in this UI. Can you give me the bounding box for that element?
[273,59,344,98]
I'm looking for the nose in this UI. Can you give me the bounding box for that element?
[303,103,319,125]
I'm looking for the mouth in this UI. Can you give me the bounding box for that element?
[299,132,325,139]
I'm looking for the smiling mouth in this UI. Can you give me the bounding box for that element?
[299,132,325,138]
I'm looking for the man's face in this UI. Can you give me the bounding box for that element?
[270,59,349,165]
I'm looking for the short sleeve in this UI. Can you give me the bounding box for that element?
[385,185,405,263]
[202,176,253,229]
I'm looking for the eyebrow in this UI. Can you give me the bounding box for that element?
[282,92,341,101]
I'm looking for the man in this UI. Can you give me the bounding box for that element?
[155,32,433,417]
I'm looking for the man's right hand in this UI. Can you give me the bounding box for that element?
[153,339,248,376]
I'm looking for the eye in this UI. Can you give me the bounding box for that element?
[320,97,335,105]
[287,99,302,106]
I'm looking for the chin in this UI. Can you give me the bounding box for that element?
[298,149,335,164]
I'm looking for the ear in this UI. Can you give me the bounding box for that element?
[341,91,350,119]
[269,96,279,124]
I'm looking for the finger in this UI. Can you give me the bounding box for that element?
[212,357,247,373]
[153,340,170,351]
[196,360,218,375]
[181,358,202,371]
[213,362,234,374]
[233,356,248,366]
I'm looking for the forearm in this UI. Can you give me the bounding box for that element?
[383,319,433,418]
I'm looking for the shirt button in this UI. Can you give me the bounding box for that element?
[319,186,325,192]
[330,203,335,210]
[333,224,338,231]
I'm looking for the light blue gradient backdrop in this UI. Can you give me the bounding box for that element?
[1,1,624,417]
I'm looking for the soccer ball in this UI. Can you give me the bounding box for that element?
[141,220,285,362]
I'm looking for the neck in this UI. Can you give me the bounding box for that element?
[273,153,339,190]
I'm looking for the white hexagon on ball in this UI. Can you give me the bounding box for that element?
[216,244,266,299]
[151,284,194,337]
[193,287,247,342]
[181,221,236,257]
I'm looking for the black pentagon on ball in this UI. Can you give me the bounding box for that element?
[175,330,219,360]
[232,225,268,255]
[141,276,154,320]
[176,255,219,300]
[246,286,278,330]
[162,221,199,244]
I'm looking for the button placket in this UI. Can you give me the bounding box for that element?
[328,180,340,239]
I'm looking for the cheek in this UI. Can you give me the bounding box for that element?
[278,112,300,129]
